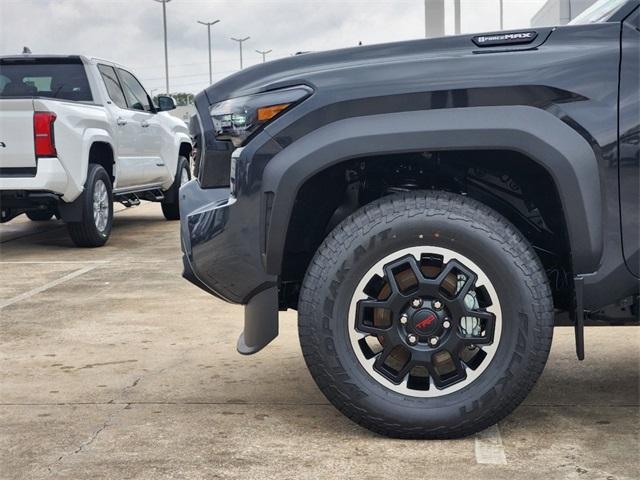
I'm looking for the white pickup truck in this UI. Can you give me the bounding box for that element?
[0,54,192,247]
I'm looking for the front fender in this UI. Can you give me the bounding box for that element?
[161,128,191,189]
[262,106,603,275]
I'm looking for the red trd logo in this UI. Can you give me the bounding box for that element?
[416,314,436,330]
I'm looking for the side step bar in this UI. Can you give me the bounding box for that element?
[114,188,165,206]
[118,194,140,208]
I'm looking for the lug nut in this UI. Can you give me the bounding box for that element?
[443,320,451,329]
[407,334,418,345]
[429,336,439,346]
[400,314,408,325]
[433,300,443,310]
[411,298,423,308]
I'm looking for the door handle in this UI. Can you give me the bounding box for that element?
[117,117,127,126]
[141,120,150,128]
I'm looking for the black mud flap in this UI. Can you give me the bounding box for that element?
[57,191,85,222]
[237,286,279,355]
[573,276,585,361]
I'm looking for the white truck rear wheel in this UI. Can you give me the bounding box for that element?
[67,164,113,247]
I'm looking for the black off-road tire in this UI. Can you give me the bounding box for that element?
[26,209,54,221]
[67,164,113,248]
[298,191,554,439]
[161,156,190,221]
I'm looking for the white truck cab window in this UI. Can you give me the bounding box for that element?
[117,68,152,112]
[97,64,127,109]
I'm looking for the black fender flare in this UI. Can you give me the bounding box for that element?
[262,106,603,275]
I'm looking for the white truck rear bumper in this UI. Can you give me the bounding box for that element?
[0,157,82,202]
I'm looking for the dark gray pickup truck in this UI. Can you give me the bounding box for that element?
[180,0,639,438]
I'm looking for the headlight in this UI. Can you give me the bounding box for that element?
[210,86,313,147]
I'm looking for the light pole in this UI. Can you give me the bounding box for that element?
[255,49,272,63]
[197,19,220,85]
[231,36,250,69]
[153,0,171,94]
[454,0,461,35]
[499,0,504,30]
[424,0,445,38]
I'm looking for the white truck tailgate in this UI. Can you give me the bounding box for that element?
[0,98,35,169]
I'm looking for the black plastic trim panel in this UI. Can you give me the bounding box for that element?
[0,167,37,177]
[262,106,602,276]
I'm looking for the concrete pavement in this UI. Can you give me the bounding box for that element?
[1,202,638,479]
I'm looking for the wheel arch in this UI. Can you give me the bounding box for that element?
[174,132,192,169]
[88,141,115,184]
[61,129,114,202]
[263,106,603,284]
[179,141,192,161]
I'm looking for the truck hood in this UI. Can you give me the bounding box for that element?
[202,28,554,104]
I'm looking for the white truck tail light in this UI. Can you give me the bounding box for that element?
[33,111,57,158]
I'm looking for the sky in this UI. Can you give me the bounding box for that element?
[0,0,549,95]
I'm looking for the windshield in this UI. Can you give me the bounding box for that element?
[0,57,92,101]
[569,0,629,24]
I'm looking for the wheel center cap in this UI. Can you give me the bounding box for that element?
[411,308,440,336]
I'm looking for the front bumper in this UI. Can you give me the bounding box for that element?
[179,180,276,303]
[179,178,279,354]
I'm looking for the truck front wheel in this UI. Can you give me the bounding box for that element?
[67,164,113,247]
[298,191,554,439]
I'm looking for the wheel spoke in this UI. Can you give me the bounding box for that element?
[436,259,478,299]
[373,344,413,384]
[458,310,496,345]
[382,255,423,296]
[355,299,393,335]
[427,351,467,390]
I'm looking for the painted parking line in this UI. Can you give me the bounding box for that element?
[0,261,110,264]
[475,424,507,465]
[0,265,97,310]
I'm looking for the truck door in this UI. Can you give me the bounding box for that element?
[619,8,639,277]
[97,64,143,189]
[116,68,166,186]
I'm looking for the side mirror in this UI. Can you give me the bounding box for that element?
[157,95,176,112]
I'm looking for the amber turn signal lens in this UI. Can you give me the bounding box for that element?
[257,103,290,122]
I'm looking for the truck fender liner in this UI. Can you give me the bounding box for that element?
[262,106,603,275]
